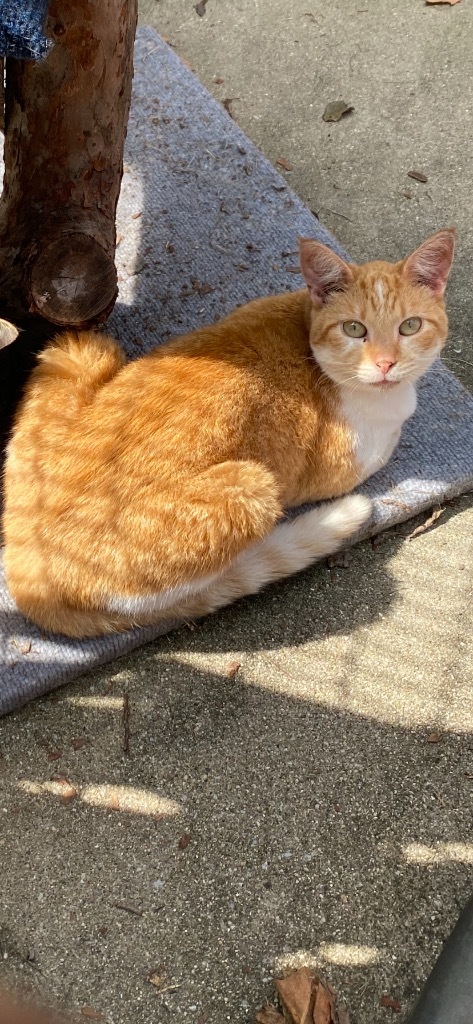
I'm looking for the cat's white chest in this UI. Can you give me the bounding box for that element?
[340,381,417,481]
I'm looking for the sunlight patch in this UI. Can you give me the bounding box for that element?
[403,842,473,865]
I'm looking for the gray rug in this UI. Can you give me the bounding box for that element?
[1,26,472,716]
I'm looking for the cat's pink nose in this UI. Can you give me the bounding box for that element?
[375,358,397,376]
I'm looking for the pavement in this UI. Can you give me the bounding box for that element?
[1,2,473,1023]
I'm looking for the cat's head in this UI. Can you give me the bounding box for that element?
[299,230,455,390]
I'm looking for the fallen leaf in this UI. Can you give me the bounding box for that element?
[227,660,241,678]
[214,76,224,84]
[426,731,442,743]
[380,995,401,1012]
[269,968,349,1024]
[426,0,460,5]
[49,778,77,802]
[276,157,293,171]
[255,1004,285,1024]
[178,832,191,850]
[327,551,351,569]
[131,211,142,220]
[407,169,428,183]
[194,0,208,14]
[148,970,167,988]
[47,749,63,762]
[222,97,238,118]
[81,1008,106,1021]
[408,506,444,540]
[71,737,88,750]
[322,101,354,123]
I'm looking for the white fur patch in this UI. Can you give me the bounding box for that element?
[340,381,417,481]
[103,571,220,617]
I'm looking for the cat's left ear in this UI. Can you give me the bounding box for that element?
[299,238,353,306]
[0,318,19,350]
[403,229,456,297]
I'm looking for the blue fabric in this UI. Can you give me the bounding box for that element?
[0,0,51,60]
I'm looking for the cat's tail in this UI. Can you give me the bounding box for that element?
[35,330,124,395]
[173,493,372,619]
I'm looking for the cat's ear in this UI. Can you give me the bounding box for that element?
[299,238,353,306]
[403,229,456,296]
[0,318,19,350]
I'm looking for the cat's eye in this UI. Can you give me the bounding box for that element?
[399,316,422,336]
[343,320,367,339]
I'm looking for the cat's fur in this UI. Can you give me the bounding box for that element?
[2,230,455,637]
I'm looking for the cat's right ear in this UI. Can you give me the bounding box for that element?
[0,318,19,350]
[299,238,353,306]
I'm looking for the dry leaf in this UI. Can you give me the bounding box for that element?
[272,969,349,1024]
[255,1004,285,1024]
[148,971,167,989]
[214,76,224,84]
[178,832,190,850]
[276,157,293,171]
[408,506,444,540]
[426,731,442,743]
[327,551,351,569]
[322,101,354,123]
[47,749,63,762]
[71,737,88,750]
[222,97,238,118]
[407,169,428,183]
[226,660,241,678]
[81,1008,106,1021]
[380,995,401,1012]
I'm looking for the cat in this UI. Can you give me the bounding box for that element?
[2,229,455,638]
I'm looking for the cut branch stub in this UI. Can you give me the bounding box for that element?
[0,0,138,329]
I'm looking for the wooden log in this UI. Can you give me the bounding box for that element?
[0,0,138,329]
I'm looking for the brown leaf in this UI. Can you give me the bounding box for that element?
[408,506,444,540]
[81,1008,106,1021]
[148,970,167,988]
[380,994,401,1012]
[226,660,241,678]
[407,169,428,183]
[322,101,354,123]
[327,551,351,569]
[47,749,63,762]
[222,97,238,118]
[277,157,293,171]
[274,969,349,1024]
[427,731,442,743]
[178,832,191,850]
[255,1003,286,1024]
[131,211,142,220]
[71,737,88,750]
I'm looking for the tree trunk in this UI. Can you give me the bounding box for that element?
[0,0,138,329]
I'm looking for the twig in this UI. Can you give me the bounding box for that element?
[123,692,130,755]
[113,900,142,916]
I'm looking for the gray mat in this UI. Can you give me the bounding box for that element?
[1,26,472,716]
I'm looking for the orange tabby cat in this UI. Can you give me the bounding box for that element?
[2,230,454,637]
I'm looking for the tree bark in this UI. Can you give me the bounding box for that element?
[0,0,137,329]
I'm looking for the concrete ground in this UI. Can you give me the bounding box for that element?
[1,2,473,1023]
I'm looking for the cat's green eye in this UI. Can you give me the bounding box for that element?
[343,320,367,339]
[399,316,422,336]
